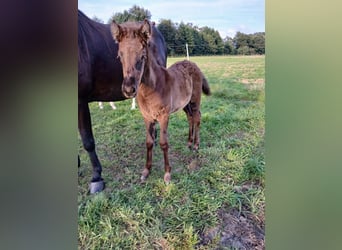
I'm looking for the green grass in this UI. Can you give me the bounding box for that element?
[78,55,265,249]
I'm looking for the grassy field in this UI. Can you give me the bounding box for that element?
[78,55,265,249]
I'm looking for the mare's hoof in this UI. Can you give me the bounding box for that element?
[164,173,171,184]
[89,180,105,194]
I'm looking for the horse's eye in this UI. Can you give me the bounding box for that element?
[135,60,143,71]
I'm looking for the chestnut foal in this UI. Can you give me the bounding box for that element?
[111,20,211,183]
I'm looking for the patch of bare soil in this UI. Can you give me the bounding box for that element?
[199,206,265,249]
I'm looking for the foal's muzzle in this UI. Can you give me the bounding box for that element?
[122,77,137,98]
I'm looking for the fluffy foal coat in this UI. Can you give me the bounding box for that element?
[111,20,211,183]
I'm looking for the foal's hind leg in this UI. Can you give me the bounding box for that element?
[183,104,194,149]
[141,119,156,181]
[188,101,201,151]
[193,109,201,150]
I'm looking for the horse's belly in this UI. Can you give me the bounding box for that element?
[170,95,191,113]
[90,81,126,101]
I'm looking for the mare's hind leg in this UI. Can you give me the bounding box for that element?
[109,102,117,110]
[183,104,194,149]
[98,102,104,109]
[141,119,156,181]
[79,101,105,193]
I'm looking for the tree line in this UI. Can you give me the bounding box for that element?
[93,5,265,56]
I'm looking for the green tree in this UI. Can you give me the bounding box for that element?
[106,5,265,56]
[234,32,251,50]
[157,19,177,56]
[237,45,256,55]
[250,32,265,54]
[223,36,236,55]
[191,27,206,55]
[109,5,151,23]
[200,27,224,55]
[233,31,266,55]
[174,22,194,55]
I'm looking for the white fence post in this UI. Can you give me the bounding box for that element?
[186,43,189,60]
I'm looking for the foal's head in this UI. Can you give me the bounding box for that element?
[111,20,152,98]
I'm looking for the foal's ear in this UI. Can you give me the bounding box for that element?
[110,21,123,42]
[140,19,152,42]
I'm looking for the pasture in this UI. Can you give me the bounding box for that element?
[78,55,265,249]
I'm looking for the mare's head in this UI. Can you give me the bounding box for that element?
[111,19,152,98]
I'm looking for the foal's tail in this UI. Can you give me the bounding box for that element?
[202,77,211,96]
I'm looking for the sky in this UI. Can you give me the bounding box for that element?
[78,0,264,38]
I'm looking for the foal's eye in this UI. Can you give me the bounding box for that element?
[135,60,143,71]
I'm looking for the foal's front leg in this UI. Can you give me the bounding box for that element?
[159,116,171,184]
[141,119,156,181]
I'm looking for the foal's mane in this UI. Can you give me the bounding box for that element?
[112,21,151,47]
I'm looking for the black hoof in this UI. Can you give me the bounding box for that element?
[89,180,105,194]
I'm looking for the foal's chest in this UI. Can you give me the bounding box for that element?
[137,93,170,121]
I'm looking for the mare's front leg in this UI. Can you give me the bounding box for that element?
[78,101,105,193]
[141,119,156,181]
[159,116,171,184]
[131,98,136,110]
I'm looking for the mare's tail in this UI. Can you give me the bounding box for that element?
[202,77,211,96]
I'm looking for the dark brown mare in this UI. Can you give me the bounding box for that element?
[78,11,167,193]
[111,20,211,183]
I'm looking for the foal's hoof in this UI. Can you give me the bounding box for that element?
[140,175,147,182]
[141,168,150,182]
[89,180,105,194]
[164,173,171,184]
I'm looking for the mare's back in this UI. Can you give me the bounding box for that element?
[150,25,167,67]
[78,11,118,73]
[78,10,124,101]
[78,11,116,65]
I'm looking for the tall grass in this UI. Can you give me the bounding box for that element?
[78,55,265,249]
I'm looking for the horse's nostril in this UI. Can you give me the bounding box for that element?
[122,84,136,98]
